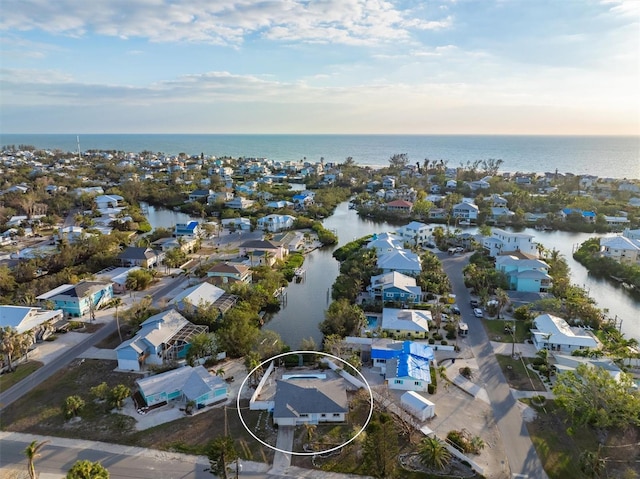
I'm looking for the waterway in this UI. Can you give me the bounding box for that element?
[264,203,640,348]
[140,201,639,346]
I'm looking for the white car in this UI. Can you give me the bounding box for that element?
[473,308,484,318]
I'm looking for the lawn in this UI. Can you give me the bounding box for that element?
[483,317,530,343]
[0,361,43,393]
[495,354,547,391]
[526,399,640,479]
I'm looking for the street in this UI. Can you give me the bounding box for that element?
[441,252,548,479]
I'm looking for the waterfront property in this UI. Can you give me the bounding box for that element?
[395,221,434,247]
[600,235,640,265]
[377,249,422,276]
[452,201,479,221]
[135,365,228,408]
[240,239,288,266]
[117,246,165,269]
[169,281,238,316]
[368,271,422,304]
[116,309,207,371]
[36,281,113,318]
[366,232,403,255]
[206,262,252,285]
[380,308,431,338]
[174,221,202,238]
[272,377,349,426]
[530,313,599,353]
[256,214,296,232]
[483,228,538,258]
[495,255,552,293]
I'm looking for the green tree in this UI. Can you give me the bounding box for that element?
[319,299,366,338]
[0,326,21,372]
[418,436,451,470]
[24,440,49,479]
[89,382,110,401]
[66,460,109,479]
[363,412,399,478]
[108,384,130,409]
[217,305,260,357]
[207,436,237,479]
[64,395,85,419]
[553,363,640,429]
[111,297,124,343]
[187,332,217,364]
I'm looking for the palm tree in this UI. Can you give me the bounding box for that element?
[24,440,49,479]
[418,436,451,470]
[0,326,21,372]
[111,297,123,343]
[431,303,445,330]
[495,288,509,319]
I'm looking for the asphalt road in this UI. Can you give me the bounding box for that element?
[0,319,117,411]
[441,252,549,479]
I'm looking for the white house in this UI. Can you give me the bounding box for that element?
[483,228,538,258]
[377,249,422,276]
[256,214,295,232]
[371,340,435,392]
[169,282,237,316]
[452,202,479,221]
[380,308,431,338]
[272,378,348,426]
[368,271,422,303]
[367,233,404,255]
[600,235,640,265]
[395,221,434,247]
[530,313,599,353]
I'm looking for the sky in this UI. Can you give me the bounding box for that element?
[1,0,639,135]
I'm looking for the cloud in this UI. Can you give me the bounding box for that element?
[0,0,452,46]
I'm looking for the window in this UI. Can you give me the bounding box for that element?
[321,414,326,417]
[394,379,402,384]
[414,381,420,386]
[300,414,308,417]
[333,413,341,417]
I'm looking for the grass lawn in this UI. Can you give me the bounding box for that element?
[495,354,547,391]
[0,361,43,393]
[483,318,529,343]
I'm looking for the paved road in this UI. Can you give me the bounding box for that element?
[442,252,548,479]
[0,320,117,411]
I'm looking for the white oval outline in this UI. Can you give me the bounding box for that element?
[236,350,374,456]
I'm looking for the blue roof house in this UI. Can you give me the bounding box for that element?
[372,341,435,392]
[175,221,201,238]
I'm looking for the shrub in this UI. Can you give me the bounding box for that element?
[428,338,435,345]
[440,340,448,346]
[460,366,472,379]
[446,330,456,340]
[427,383,436,394]
[433,333,443,341]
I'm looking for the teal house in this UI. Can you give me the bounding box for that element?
[36,281,113,318]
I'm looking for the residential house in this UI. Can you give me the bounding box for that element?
[483,228,538,258]
[97,266,141,294]
[272,378,348,426]
[256,214,295,232]
[623,228,640,241]
[117,247,165,268]
[530,313,599,353]
[366,233,403,255]
[489,207,515,223]
[368,271,422,304]
[207,191,234,204]
[116,309,207,371]
[428,208,447,220]
[240,239,288,266]
[225,197,255,210]
[372,340,434,392]
[452,202,479,221]
[380,308,431,339]
[188,189,213,202]
[207,262,252,285]
[54,226,92,245]
[266,200,294,209]
[495,256,552,292]
[489,194,509,207]
[559,208,596,223]
[292,193,314,209]
[552,354,624,383]
[94,194,124,209]
[0,305,63,342]
[600,236,640,265]
[603,215,630,229]
[382,176,396,189]
[377,249,422,276]
[152,236,198,253]
[386,199,413,214]
[395,221,434,247]
[221,217,251,231]
[135,365,228,408]
[36,281,113,318]
[175,221,202,239]
[169,282,238,316]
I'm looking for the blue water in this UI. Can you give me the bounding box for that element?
[1,133,638,179]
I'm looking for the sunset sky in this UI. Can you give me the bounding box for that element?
[1,0,639,134]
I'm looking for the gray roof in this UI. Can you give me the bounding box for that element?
[273,378,348,418]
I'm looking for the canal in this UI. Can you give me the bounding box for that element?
[141,201,640,347]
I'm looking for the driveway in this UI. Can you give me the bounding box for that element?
[441,252,549,479]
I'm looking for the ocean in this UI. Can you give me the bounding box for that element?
[1,133,638,179]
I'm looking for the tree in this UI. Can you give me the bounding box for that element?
[553,363,640,429]
[430,303,445,330]
[495,288,509,319]
[66,460,109,479]
[0,326,21,372]
[24,440,49,479]
[388,153,409,171]
[319,299,366,338]
[90,382,110,401]
[111,297,123,343]
[187,332,217,364]
[207,436,237,479]
[108,384,130,409]
[217,305,260,357]
[64,395,85,419]
[418,436,451,470]
[363,412,399,478]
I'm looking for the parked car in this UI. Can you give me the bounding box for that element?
[473,308,484,318]
[451,305,461,315]
[470,299,479,308]
[455,247,464,253]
